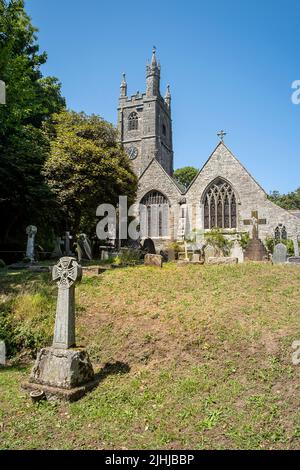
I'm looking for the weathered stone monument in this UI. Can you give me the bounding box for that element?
[64,231,73,256]
[293,237,299,257]
[77,233,92,262]
[0,80,5,105]
[23,257,95,401]
[144,253,163,267]
[231,240,244,263]
[272,243,287,264]
[25,225,37,263]
[204,244,216,263]
[51,237,63,258]
[243,211,268,261]
[0,340,6,366]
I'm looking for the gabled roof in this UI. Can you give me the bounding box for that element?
[184,141,267,196]
[138,157,183,194]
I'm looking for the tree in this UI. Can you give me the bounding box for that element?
[43,111,138,238]
[173,166,198,189]
[0,0,65,249]
[269,188,300,210]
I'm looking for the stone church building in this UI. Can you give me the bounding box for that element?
[117,48,300,248]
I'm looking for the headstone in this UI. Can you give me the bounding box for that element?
[144,253,163,267]
[0,80,5,105]
[231,241,244,263]
[77,234,92,261]
[142,237,156,254]
[64,231,73,256]
[25,225,37,262]
[287,257,300,265]
[293,237,299,257]
[191,253,200,263]
[23,257,95,401]
[272,243,287,264]
[207,257,238,265]
[0,340,6,366]
[167,247,175,261]
[204,244,216,263]
[51,237,63,258]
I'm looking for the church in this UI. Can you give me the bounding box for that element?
[117,48,300,249]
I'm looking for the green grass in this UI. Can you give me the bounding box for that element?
[1,262,300,449]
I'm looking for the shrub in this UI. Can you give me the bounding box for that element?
[204,228,233,256]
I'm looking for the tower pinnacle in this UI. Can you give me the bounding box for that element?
[120,72,127,97]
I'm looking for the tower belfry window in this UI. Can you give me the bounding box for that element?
[128,112,138,131]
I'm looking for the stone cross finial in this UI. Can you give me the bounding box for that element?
[52,257,82,349]
[217,130,226,141]
[243,211,267,239]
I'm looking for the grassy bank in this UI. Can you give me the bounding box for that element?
[1,263,300,449]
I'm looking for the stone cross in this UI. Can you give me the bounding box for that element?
[243,211,266,239]
[0,340,6,366]
[26,225,37,262]
[217,130,226,142]
[52,257,82,349]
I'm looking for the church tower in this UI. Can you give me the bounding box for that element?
[117,48,174,177]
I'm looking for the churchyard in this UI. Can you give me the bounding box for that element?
[1,261,300,450]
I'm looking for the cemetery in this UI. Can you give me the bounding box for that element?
[1,228,300,449]
[1,0,300,455]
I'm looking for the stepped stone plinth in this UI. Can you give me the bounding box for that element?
[244,238,268,261]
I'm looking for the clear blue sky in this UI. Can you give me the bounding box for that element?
[25,0,300,193]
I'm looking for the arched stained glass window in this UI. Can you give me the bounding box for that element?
[203,178,237,229]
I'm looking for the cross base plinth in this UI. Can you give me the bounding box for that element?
[23,347,95,401]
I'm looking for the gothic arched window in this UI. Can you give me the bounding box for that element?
[140,191,169,238]
[275,225,287,241]
[203,178,237,229]
[128,112,138,131]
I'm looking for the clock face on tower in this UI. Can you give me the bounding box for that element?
[127,146,138,160]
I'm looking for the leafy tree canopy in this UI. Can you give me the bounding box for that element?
[44,111,138,238]
[268,188,300,210]
[173,166,198,189]
[0,0,65,247]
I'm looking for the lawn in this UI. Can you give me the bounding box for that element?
[1,262,300,450]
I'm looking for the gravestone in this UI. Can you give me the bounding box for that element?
[207,257,238,265]
[77,234,92,262]
[64,231,73,256]
[293,237,299,257]
[204,244,216,263]
[167,247,175,261]
[142,237,156,254]
[287,257,300,265]
[144,253,163,268]
[231,241,244,263]
[23,257,95,401]
[0,340,6,366]
[26,225,37,262]
[51,237,63,258]
[0,80,5,104]
[272,243,287,264]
